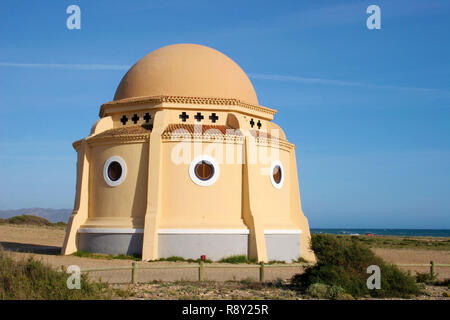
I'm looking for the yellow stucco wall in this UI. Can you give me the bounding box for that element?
[159,141,247,229]
[62,105,316,262]
[84,142,149,228]
[245,144,293,229]
[63,93,315,263]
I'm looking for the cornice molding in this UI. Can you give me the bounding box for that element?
[100,95,277,118]
[73,134,150,149]
[254,138,294,151]
[72,124,293,151]
[162,134,245,145]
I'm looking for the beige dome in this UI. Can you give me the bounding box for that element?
[113,44,258,105]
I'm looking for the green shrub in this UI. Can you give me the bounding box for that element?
[1,215,67,228]
[415,272,435,283]
[432,278,450,287]
[0,249,116,299]
[292,234,422,299]
[327,285,348,299]
[7,215,53,226]
[306,283,328,298]
[73,251,110,260]
[157,256,213,263]
[239,277,257,285]
[373,263,422,298]
[113,254,141,261]
[73,251,96,258]
[305,283,353,300]
[73,251,141,261]
[164,256,186,262]
[54,221,68,227]
[218,255,249,264]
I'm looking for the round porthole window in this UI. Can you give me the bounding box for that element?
[270,160,284,189]
[189,155,219,186]
[103,156,127,187]
[194,160,215,181]
[108,161,122,181]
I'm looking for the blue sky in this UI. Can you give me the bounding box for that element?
[0,0,449,228]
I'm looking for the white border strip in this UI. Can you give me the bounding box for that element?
[78,228,144,234]
[158,229,250,235]
[78,228,300,235]
[264,229,302,235]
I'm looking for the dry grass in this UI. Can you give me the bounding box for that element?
[344,234,450,251]
[124,280,300,300]
[0,248,123,300]
[119,280,449,300]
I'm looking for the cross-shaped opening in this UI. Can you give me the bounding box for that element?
[209,113,219,123]
[249,118,255,128]
[257,120,262,129]
[120,115,128,125]
[132,114,139,124]
[194,112,204,122]
[143,113,151,123]
[179,112,189,122]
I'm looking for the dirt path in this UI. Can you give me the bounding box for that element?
[372,248,450,279]
[1,224,449,283]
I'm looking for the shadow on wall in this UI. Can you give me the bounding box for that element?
[130,142,149,223]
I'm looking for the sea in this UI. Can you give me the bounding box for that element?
[310,229,450,237]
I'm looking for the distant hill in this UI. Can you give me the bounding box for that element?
[0,215,67,227]
[0,208,71,223]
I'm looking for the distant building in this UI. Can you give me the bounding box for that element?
[62,44,315,262]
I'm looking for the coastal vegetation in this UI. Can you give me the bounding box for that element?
[292,234,423,298]
[0,219,448,299]
[73,250,142,261]
[0,215,66,228]
[0,248,123,299]
[343,234,450,251]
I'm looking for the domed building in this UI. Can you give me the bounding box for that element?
[62,44,316,262]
